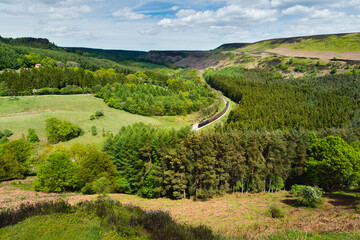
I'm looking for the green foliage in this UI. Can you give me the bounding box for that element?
[91,126,97,136]
[94,109,104,118]
[277,63,288,71]
[331,67,338,74]
[33,152,79,192]
[0,198,220,240]
[0,199,72,228]
[92,177,111,195]
[206,67,359,130]
[0,136,9,144]
[90,109,104,120]
[96,70,215,116]
[3,129,13,137]
[306,136,360,191]
[0,139,32,181]
[45,117,83,143]
[290,185,323,207]
[266,204,284,218]
[75,144,118,194]
[27,128,39,142]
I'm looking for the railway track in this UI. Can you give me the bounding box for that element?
[192,97,230,131]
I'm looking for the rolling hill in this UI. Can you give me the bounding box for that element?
[144,32,360,76]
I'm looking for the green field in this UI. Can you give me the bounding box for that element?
[0,213,126,240]
[289,33,360,52]
[0,95,183,140]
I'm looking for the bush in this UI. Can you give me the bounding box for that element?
[45,117,83,143]
[277,63,288,71]
[33,152,79,192]
[91,126,97,136]
[290,185,323,207]
[331,67,338,74]
[3,129,13,137]
[0,200,71,228]
[95,109,104,118]
[27,128,39,142]
[90,110,104,120]
[92,177,111,195]
[266,204,284,218]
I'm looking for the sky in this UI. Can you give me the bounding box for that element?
[0,0,359,51]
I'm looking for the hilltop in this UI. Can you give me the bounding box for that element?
[144,32,360,76]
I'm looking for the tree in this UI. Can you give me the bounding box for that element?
[27,128,39,142]
[45,117,83,143]
[0,139,32,181]
[33,152,79,192]
[76,144,118,194]
[306,136,360,191]
[91,126,97,136]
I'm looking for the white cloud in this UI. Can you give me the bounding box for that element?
[113,7,147,20]
[158,5,278,29]
[171,6,180,11]
[282,5,311,15]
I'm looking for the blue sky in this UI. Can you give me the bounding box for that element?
[0,0,359,50]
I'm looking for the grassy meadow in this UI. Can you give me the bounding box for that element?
[1,178,359,240]
[0,95,191,141]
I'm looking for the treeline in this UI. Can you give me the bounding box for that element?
[0,39,164,72]
[96,72,215,116]
[0,67,123,95]
[205,68,360,130]
[1,123,359,198]
[102,123,360,199]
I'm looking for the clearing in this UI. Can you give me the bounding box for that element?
[0,95,193,140]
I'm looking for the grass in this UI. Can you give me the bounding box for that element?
[0,95,186,139]
[289,33,360,52]
[0,212,136,240]
[0,180,360,239]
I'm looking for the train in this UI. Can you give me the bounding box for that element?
[198,99,229,128]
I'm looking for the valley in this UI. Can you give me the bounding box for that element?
[0,33,360,240]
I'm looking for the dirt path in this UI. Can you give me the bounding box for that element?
[0,109,52,117]
[267,47,360,60]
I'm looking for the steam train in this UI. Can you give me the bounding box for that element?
[198,99,229,128]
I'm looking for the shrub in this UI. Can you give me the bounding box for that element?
[33,152,79,192]
[290,185,323,207]
[45,117,83,143]
[295,64,307,73]
[95,109,104,118]
[266,204,284,218]
[92,177,111,195]
[330,67,338,74]
[277,63,288,71]
[89,114,96,120]
[0,200,71,228]
[3,129,13,137]
[91,125,97,136]
[27,128,39,142]
[0,136,8,144]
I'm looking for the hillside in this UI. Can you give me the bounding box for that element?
[144,33,360,77]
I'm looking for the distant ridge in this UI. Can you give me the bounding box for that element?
[215,43,250,51]
[63,47,147,59]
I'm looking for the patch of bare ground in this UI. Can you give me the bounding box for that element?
[267,47,360,60]
[1,179,359,238]
[0,109,52,117]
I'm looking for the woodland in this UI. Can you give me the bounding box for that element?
[0,38,359,201]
